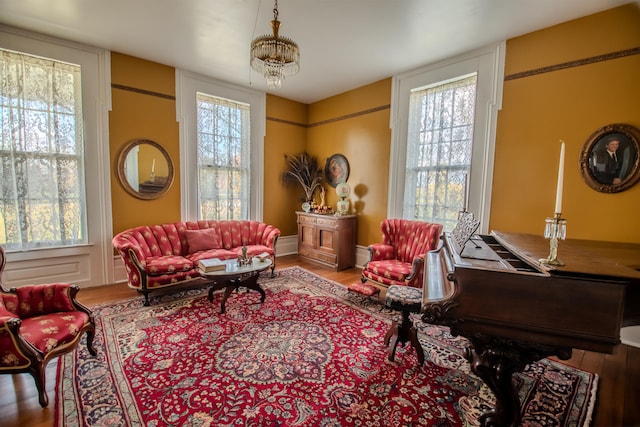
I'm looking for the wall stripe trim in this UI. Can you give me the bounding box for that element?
[111,83,176,100]
[307,104,391,128]
[267,104,391,129]
[266,116,307,128]
[505,47,640,81]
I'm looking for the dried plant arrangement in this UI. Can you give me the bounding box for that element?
[282,152,323,202]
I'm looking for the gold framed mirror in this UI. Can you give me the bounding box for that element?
[117,139,174,200]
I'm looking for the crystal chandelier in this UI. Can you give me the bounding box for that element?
[250,0,300,89]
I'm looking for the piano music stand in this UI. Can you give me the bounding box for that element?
[451,211,480,254]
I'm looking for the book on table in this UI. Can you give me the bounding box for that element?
[256,252,271,262]
[198,258,226,272]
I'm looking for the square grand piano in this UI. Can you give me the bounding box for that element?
[423,230,640,427]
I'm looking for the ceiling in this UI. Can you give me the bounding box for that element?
[0,0,633,104]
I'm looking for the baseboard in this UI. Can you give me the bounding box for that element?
[275,235,298,256]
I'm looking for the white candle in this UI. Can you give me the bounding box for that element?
[151,158,156,174]
[554,141,565,214]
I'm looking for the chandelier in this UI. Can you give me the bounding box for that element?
[250,0,300,89]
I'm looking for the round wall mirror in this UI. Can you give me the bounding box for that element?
[117,139,174,200]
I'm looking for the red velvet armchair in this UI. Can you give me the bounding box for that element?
[361,219,443,290]
[0,246,96,407]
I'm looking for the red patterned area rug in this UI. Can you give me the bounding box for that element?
[55,267,598,427]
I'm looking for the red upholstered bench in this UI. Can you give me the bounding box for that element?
[347,281,380,297]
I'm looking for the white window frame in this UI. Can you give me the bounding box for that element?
[389,43,505,233]
[0,25,113,287]
[176,70,266,221]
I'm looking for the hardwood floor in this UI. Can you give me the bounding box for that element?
[1,255,638,427]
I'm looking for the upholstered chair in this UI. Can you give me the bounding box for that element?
[0,246,96,407]
[361,219,443,291]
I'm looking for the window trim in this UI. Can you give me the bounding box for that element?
[0,25,113,286]
[389,42,505,233]
[176,70,266,221]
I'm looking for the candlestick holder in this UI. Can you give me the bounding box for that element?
[539,213,567,266]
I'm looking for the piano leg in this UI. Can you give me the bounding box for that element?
[461,332,572,427]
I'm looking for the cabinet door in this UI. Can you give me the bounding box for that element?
[317,227,336,253]
[299,223,315,249]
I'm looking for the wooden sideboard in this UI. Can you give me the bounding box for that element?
[296,211,356,271]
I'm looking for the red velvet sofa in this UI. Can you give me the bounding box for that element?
[361,219,443,291]
[112,220,280,305]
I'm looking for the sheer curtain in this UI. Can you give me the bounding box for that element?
[0,49,87,250]
[196,92,250,220]
[403,75,477,231]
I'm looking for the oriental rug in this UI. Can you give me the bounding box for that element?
[55,267,598,427]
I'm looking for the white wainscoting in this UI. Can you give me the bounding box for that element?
[3,247,95,288]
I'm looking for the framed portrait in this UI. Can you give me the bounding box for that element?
[324,154,350,188]
[579,123,640,193]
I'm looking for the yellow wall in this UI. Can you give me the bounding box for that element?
[307,79,392,245]
[109,55,309,237]
[491,3,640,243]
[110,53,181,234]
[264,95,308,236]
[108,4,639,246]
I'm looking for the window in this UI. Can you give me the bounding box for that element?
[196,93,250,220]
[389,43,505,232]
[177,70,265,222]
[0,48,87,250]
[404,75,477,230]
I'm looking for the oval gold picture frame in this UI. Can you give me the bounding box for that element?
[579,123,640,193]
[324,154,350,188]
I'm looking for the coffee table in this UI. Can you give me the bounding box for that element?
[199,257,273,313]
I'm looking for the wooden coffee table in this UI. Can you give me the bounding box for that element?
[199,257,273,313]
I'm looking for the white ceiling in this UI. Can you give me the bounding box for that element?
[0,0,633,104]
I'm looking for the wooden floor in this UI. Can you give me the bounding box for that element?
[1,255,638,427]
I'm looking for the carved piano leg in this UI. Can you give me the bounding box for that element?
[462,333,572,427]
[464,344,523,427]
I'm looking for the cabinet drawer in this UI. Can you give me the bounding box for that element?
[298,248,337,264]
[298,215,317,224]
[317,217,338,228]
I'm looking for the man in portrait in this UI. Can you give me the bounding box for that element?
[590,134,629,185]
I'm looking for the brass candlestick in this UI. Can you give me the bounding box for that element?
[539,213,566,266]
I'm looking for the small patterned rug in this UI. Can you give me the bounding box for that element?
[55,267,597,426]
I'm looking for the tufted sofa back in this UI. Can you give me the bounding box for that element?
[381,219,443,263]
[112,220,281,262]
[182,220,280,252]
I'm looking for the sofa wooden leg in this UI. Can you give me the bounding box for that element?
[86,328,98,356]
[30,364,49,407]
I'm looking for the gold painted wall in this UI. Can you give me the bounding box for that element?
[491,3,640,243]
[307,79,392,245]
[265,95,308,236]
[110,53,181,234]
[107,4,638,247]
